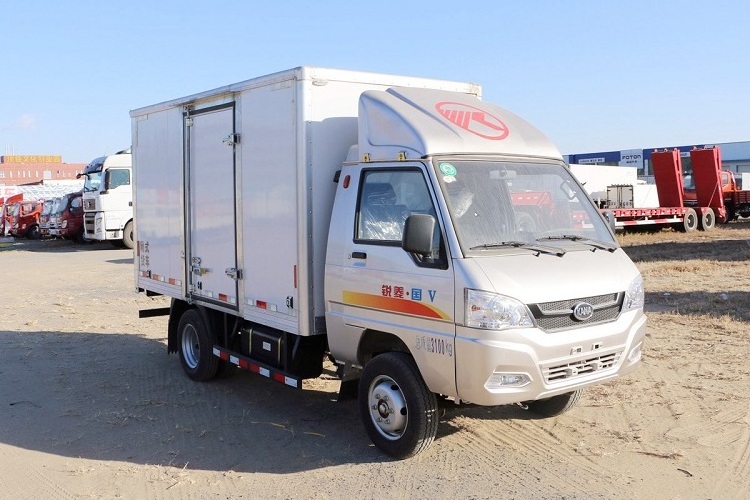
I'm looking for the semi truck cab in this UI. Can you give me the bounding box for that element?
[80,149,133,248]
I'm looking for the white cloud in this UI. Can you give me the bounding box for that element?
[13,114,36,129]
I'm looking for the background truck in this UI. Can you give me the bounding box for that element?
[55,191,87,242]
[131,67,645,458]
[683,146,750,222]
[39,198,55,237]
[598,149,719,232]
[2,193,23,237]
[10,199,43,239]
[79,149,133,248]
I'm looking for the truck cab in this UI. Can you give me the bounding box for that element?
[39,198,55,237]
[323,88,645,456]
[10,200,43,239]
[80,149,133,248]
[56,192,86,242]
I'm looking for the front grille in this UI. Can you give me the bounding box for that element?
[83,213,95,232]
[543,351,621,383]
[529,292,622,332]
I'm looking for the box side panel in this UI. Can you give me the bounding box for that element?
[133,107,185,297]
[238,79,302,332]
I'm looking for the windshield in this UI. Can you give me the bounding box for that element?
[84,171,102,192]
[434,159,615,254]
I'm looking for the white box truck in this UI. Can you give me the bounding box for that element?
[79,148,134,248]
[131,67,646,458]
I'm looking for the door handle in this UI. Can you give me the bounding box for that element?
[352,252,367,259]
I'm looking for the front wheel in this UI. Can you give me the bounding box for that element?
[178,309,219,382]
[521,389,583,417]
[676,208,698,232]
[358,352,438,459]
[26,225,41,240]
[122,221,134,249]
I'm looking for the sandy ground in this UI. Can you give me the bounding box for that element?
[1,230,749,500]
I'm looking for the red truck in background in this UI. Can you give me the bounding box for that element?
[683,146,750,222]
[55,191,87,242]
[2,193,24,236]
[10,199,44,239]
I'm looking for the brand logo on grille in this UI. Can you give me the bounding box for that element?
[572,302,594,321]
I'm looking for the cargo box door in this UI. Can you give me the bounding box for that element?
[185,103,239,308]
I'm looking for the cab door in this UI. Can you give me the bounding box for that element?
[184,103,239,309]
[339,165,456,396]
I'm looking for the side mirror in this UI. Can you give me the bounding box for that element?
[402,214,435,256]
[601,210,617,234]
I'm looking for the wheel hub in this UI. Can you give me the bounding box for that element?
[368,378,408,440]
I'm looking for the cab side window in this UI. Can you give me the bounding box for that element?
[107,169,131,190]
[356,169,446,268]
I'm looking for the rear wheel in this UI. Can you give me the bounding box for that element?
[359,352,438,459]
[27,225,41,240]
[522,389,583,417]
[122,221,134,249]
[178,309,219,381]
[699,208,715,231]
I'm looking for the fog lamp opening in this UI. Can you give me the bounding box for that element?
[628,342,642,363]
[485,372,531,390]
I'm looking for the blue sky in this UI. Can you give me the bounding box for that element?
[2,1,748,163]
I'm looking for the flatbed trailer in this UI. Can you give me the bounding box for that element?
[603,149,717,232]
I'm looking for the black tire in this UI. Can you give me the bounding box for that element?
[522,389,583,417]
[75,227,92,244]
[122,221,134,249]
[699,208,715,231]
[177,309,219,382]
[358,352,438,459]
[678,208,698,232]
[26,225,41,240]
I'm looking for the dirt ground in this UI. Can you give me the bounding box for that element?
[1,223,749,500]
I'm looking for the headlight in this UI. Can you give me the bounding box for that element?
[624,275,644,311]
[465,289,534,330]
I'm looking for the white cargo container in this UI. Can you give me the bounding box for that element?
[131,67,646,458]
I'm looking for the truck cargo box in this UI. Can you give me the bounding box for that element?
[131,67,479,337]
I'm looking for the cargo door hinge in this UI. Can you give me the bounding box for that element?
[185,118,194,127]
[223,133,240,146]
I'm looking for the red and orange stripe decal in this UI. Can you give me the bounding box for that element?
[343,291,450,320]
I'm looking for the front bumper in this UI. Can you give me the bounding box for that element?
[454,310,646,406]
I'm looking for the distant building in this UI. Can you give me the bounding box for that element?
[565,140,750,177]
[0,154,86,187]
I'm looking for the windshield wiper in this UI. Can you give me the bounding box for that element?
[537,235,617,252]
[470,240,566,257]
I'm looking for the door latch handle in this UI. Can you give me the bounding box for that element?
[192,265,209,276]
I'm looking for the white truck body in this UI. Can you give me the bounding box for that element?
[81,149,134,248]
[131,67,646,458]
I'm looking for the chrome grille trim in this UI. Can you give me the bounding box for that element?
[529,292,623,332]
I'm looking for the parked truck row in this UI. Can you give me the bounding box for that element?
[1,149,134,248]
[131,67,646,458]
